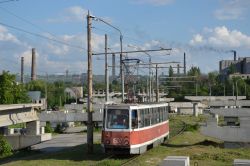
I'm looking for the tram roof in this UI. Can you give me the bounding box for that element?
[104,102,169,110]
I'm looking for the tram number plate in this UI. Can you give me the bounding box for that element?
[113,138,122,145]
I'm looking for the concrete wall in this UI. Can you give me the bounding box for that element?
[185,96,246,102]
[5,134,51,150]
[208,100,250,107]
[201,125,250,142]
[169,102,205,115]
[39,111,103,122]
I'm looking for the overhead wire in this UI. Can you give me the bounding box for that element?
[0,0,17,4]
[0,6,59,40]
[0,22,86,51]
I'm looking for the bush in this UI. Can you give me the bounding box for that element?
[184,123,200,132]
[0,135,12,158]
[54,124,63,134]
[45,122,53,133]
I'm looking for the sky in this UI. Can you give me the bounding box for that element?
[0,0,250,76]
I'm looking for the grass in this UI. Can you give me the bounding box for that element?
[2,115,250,166]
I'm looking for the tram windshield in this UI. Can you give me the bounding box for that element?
[106,109,129,129]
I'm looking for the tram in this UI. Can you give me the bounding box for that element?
[101,103,169,154]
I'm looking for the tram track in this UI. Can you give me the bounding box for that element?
[120,119,187,166]
[95,118,187,166]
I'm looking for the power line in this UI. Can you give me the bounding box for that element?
[93,48,172,55]
[0,22,86,51]
[0,6,59,40]
[0,0,17,4]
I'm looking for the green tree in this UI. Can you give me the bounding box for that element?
[228,64,237,74]
[0,71,29,104]
[168,66,174,77]
[26,80,46,97]
[0,135,12,157]
[188,66,201,77]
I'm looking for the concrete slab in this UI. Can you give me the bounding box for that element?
[234,159,250,166]
[160,156,190,166]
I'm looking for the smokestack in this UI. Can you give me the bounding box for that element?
[184,52,186,75]
[112,53,116,81]
[233,50,236,61]
[31,48,36,81]
[21,57,24,83]
[177,64,180,75]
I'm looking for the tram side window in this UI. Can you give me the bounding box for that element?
[163,107,166,120]
[160,107,163,122]
[138,109,143,128]
[143,109,150,127]
[132,110,138,129]
[166,106,169,120]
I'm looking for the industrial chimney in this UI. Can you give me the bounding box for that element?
[31,48,36,81]
[21,57,24,83]
[233,50,237,61]
[184,52,186,75]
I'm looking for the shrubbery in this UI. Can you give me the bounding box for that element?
[45,122,53,133]
[184,123,200,132]
[0,135,12,158]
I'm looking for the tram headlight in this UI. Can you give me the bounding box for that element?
[105,139,110,144]
[123,136,129,146]
[123,140,129,146]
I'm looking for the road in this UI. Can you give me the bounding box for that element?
[31,132,101,153]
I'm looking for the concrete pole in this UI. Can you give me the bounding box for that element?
[245,83,247,96]
[21,57,24,83]
[184,52,186,75]
[196,82,198,96]
[87,11,93,154]
[233,83,235,97]
[224,84,226,96]
[112,53,115,82]
[236,81,238,100]
[105,34,109,102]
[120,35,124,102]
[149,57,152,102]
[45,73,48,110]
[156,64,159,102]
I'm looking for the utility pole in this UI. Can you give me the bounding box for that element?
[21,57,24,83]
[112,53,115,82]
[87,11,93,154]
[149,58,152,102]
[156,64,159,102]
[184,52,186,75]
[120,35,124,102]
[45,73,48,110]
[105,34,109,102]
[195,82,198,96]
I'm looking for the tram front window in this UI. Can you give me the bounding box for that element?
[106,109,129,129]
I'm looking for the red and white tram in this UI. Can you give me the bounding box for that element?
[101,103,169,154]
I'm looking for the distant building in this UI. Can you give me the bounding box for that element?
[219,56,250,79]
[27,91,47,110]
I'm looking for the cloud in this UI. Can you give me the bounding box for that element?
[131,0,174,6]
[189,34,203,45]
[47,6,88,23]
[214,0,250,20]
[189,26,250,49]
[0,25,20,43]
